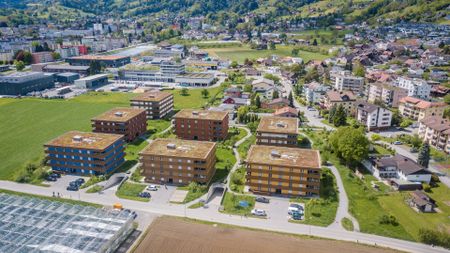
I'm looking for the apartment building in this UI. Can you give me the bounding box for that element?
[333,70,364,93]
[160,61,185,76]
[355,101,392,131]
[31,52,54,64]
[256,116,298,147]
[246,145,321,197]
[140,138,216,185]
[303,81,329,104]
[44,131,125,175]
[398,96,447,121]
[396,77,431,99]
[173,109,229,141]
[419,116,450,154]
[367,83,408,107]
[91,107,147,142]
[322,90,356,113]
[130,91,174,119]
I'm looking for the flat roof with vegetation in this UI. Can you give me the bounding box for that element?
[92,107,145,122]
[140,138,216,159]
[173,109,228,121]
[131,91,173,102]
[246,145,321,169]
[45,131,123,151]
[257,116,298,134]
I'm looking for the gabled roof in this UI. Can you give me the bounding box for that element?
[326,90,356,102]
[273,106,298,116]
[375,154,430,176]
[356,101,380,113]
[399,96,447,109]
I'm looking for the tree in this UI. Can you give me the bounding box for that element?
[288,92,293,107]
[269,41,276,50]
[291,48,299,56]
[438,41,445,48]
[304,66,319,82]
[255,94,261,108]
[329,127,369,166]
[51,52,61,60]
[201,89,209,98]
[89,61,101,75]
[56,37,63,46]
[230,61,238,68]
[444,94,450,105]
[14,60,25,71]
[353,61,365,77]
[272,90,279,99]
[244,84,252,93]
[417,143,430,168]
[391,109,402,126]
[312,38,318,46]
[22,51,32,65]
[328,105,337,123]
[333,105,347,127]
[179,88,189,96]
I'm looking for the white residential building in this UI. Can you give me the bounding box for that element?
[303,81,329,104]
[355,101,392,131]
[332,70,364,93]
[370,155,432,184]
[418,116,450,154]
[367,83,408,108]
[396,77,431,99]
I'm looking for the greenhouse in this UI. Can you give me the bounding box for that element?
[0,193,134,253]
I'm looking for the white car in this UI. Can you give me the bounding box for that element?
[251,208,267,216]
[147,185,158,191]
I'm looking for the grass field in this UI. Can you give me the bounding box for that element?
[116,181,149,202]
[0,85,221,182]
[204,45,329,64]
[237,135,256,160]
[212,146,236,182]
[222,192,255,215]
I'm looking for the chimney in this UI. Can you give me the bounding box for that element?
[114,111,123,117]
[271,150,281,158]
[167,143,176,149]
[72,135,83,142]
[192,111,199,115]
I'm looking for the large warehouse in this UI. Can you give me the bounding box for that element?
[0,193,134,253]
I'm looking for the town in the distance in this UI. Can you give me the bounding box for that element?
[0,1,449,253]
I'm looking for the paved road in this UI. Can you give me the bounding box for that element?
[0,181,447,253]
[327,165,360,232]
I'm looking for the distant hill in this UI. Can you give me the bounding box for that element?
[0,0,448,25]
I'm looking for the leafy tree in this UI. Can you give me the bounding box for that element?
[201,89,209,98]
[353,61,365,77]
[312,38,318,46]
[244,84,252,93]
[179,88,189,96]
[444,94,450,105]
[419,228,450,249]
[272,90,279,99]
[329,127,369,166]
[23,51,32,65]
[391,109,402,126]
[14,60,25,71]
[417,142,430,168]
[89,61,101,75]
[371,134,381,142]
[288,92,293,106]
[328,105,337,123]
[51,52,61,60]
[400,118,413,128]
[230,61,238,68]
[304,66,319,82]
[269,41,276,50]
[263,73,280,84]
[255,94,261,108]
[438,41,445,48]
[291,48,299,56]
[56,37,63,46]
[333,105,347,127]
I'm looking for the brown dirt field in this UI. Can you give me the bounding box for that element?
[134,217,401,253]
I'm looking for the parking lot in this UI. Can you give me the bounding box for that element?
[254,197,290,221]
[44,174,89,196]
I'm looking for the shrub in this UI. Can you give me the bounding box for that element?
[419,228,450,249]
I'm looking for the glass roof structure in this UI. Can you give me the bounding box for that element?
[0,193,134,253]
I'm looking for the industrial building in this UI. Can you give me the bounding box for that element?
[0,193,135,253]
[92,107,147,142]
[130,91,174,119]
[74,74,108,89]
[44,131,125,175]
[246,145,321,197]
[256,116,299,147]
[140,138,216,185]
[0,72,54,95]
[66,55,131,68]
[55,73,80,84]
[173,109,229,141]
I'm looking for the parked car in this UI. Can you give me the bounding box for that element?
[251,208,267,216]
[291,210,303,220]
[255,196,270,203]
[46,176,57,182]
[147,185,158,191]
[50,173,61,178]
[66,185,79,191]
[69,181,79,187]
[410,147,418,153]
[138,192,151,198]
[75,178,85,185]
[393,141,402,145]
[288,203,304,215]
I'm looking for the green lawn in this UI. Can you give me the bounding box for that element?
[86,185,103,193]
[342,217,354,231]
[147,119,171,133]
[177,183,207,203]
[291,168,338,227]
[221,192,255,215]
[0,93,133,180]
[116,182,149,202]
[229,166,246,193]
[168,87,222,110]
[0,188,102,207]
[237,135,256,160]
[212,146,236,182]
[205,45,329,64]
[378,184,450,241]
